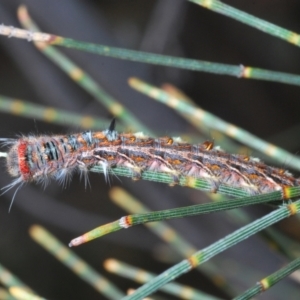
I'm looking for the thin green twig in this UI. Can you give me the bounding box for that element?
[189,0,300,47]
[90,165,255,198]
[233,257,300,300]
[69,186,300,247]
[2,23,300,86]
[50,38,300,86]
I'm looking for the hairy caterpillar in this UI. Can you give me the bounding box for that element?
[1,119,298,210]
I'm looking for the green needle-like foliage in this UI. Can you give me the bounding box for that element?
[0,2,300,300]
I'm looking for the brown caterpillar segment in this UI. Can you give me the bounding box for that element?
[3,120,300,198]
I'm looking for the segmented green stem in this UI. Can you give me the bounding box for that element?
[123,201,300,300]
[69,186,300,247]
[234,257,300,300]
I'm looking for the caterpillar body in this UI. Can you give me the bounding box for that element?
[2,120,299,203]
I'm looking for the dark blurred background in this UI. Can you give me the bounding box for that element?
[0,1,300,299]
